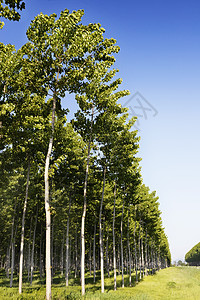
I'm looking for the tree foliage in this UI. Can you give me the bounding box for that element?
[0,7,171,298]
[0,0,25,28]
[185,242,200,265]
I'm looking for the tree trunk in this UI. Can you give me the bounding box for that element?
[27,217,32,282]
[19,161,30,294]
[151,241,153,274]
[126,247,128,275]
[80,230,82,280]
[106,227,110,277]
[113,182,117,291]
[145,229,148,276]
[69,238,71,276]
[141,225,144,278]
[30,207,38,285]
[127,205,132,286]
[109,253,112,272]
[7,200,17,280]
[60,233,64,276]
[158,247,161,271]
[51,218,54,283]
[81,106,94,296]
[10,216,18,288]
[7,200,17,283]
[134,219,138,283]
[72,240,75,275]
[54,244,57,274]
[117,243,120,275]
[39,225,44,279]
[120,198,124,287]
[165,258,168,268]
[147,245,150,275]
[152,243,156,273]
[89,240,92,276]
[45,95,56,300]
[66,197,72,286]
[75,225,78,279]
[99,166,106,293]
[5,246,10,279]
[138,221,141,280]
[93,222,96,283]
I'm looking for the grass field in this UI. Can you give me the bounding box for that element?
[1,267,200,299]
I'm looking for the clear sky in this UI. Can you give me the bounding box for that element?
[1,0,200,262]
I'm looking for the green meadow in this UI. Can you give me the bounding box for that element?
[1,267,200,299]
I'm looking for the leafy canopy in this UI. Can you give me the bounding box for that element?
[0,0,25,28]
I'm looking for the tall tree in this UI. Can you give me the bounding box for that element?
[24,9,113,299]
[74,33,128,294]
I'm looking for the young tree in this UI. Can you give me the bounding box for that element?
[23,9,114,299]
[74,32,129,294]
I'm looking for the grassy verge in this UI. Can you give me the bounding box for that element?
[1,267,200,299]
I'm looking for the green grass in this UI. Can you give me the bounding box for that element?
[1,267,200,299]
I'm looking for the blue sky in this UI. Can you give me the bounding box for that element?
[1,0,200,262]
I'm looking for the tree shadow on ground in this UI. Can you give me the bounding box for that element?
[84,272,143,294]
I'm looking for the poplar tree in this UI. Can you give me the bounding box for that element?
[74,45,131,292]
[0,6,172,297]
[22,9,119,298]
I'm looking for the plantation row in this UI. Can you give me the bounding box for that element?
[0,2,171,299]
[185,242,200,265]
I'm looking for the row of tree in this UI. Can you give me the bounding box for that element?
[0,4,171,299]
[185,243,200,265]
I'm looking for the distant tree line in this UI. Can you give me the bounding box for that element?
[185,243,200,266]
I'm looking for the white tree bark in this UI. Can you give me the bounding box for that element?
[10,210,17,288]
[138,221,141,280]
[75,225,78,279]
[69,239,71,276]
[81,106,94,296]
[125,246,128,275]
[113,182,117,291]
[145,229,148,276]
[127,206,132,287]
[120,198,124,288]
[60,233,64,276]
[19,161,30,294]
[27,217,32,282]
[45,95,56,300]
[148,243,151,274]
[66,197,71,286]
[10,226,17,287]
[51,217,54,283]
[8,200,17,284]
[93,222,96,283]
[99,166,106,293]
[89,240,92,276]
[106,228,110,277]
[134,219,138,283]
[151,241,154,274]
[141,225,144,278]
[117,243,120,275]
